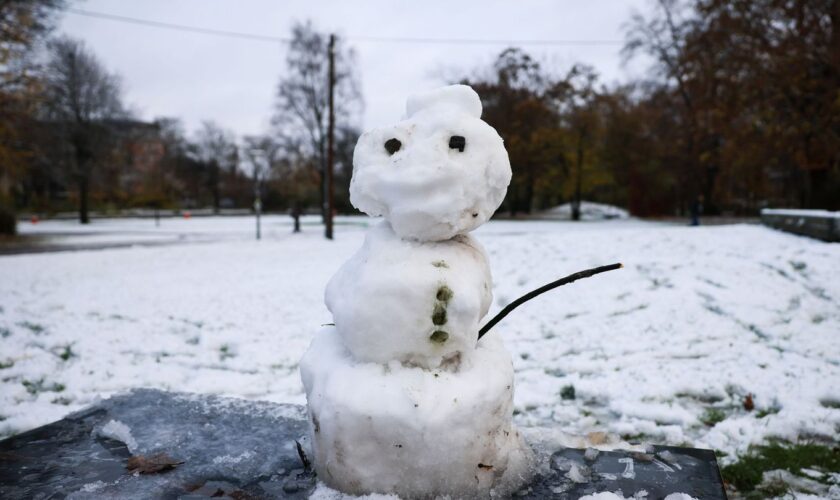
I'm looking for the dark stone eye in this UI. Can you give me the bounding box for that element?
[384,138,401,155]
[449,135,466,152]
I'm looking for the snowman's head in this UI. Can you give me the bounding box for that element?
[350,85,512,241]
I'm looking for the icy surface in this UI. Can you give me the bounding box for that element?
[0,389,723,499]
[301,329,531,497]
[325,221,492,368]
[0,389,314,499]
[350,84,511,241]
[1,217,839,464]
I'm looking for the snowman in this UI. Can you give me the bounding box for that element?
[300,85,533,498]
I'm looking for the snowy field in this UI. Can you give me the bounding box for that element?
[1,216,839,466]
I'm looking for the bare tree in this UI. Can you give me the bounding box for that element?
[465,48,554,216]
[192,121,237,213]
[272,21,362,224]
[41,36,126,223]
[0,0,65,233]
[547,64,600,221]
[623,0,708,213]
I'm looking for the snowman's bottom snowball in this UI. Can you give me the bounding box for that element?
[300,328,533,498]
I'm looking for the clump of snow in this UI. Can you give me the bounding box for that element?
[79,481,107,493]
[212,450,255,465]
[96,419,137,453]
[545,201,629,220]
[579,492,622,499]
[325,220,492,368]
[566,462,591,483]
[308,482,400,499]
[579,492,696,500]
[350,84,511,241]
[405,84,483,119]
[578,493,633,500]
[300,329,532,498]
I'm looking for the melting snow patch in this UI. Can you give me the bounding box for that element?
[566,463,591,483]
[308,482,399,499]
[580,492,695,500]
[212,450,255,465]
[79,480,107,493]
[96,419,137,453]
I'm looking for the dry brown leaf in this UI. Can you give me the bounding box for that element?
[126,453,184,474]
[587,431,608,445]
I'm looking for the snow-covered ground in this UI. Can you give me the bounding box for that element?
[1,216,839,466]
[10,214,364,252]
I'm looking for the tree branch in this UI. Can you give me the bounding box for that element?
[478,263,623,340]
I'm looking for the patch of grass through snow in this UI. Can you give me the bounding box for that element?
[700,407,727,426]
[17,321,46,334]
[219,344,236,361]
[22,378,66,395]
[755,406,781,418]
[721,441,840,496]
[52,344,75,361]
[621,432,651,443]
[560,384,576,400]
[820,398,840,409]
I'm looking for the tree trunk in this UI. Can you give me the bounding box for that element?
[292,200,301,233]
[73,131,92,225]
[212,166,220,215]
[703,165,718,215]
[78,174,90,224]
[523,173,534,215]
[0,171,16,235]
[508,183,519,217]
[319,141,327,225]
[0,207,16,236]
[572,131,584,221]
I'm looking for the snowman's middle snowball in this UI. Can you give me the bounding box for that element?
[326,221,492,369]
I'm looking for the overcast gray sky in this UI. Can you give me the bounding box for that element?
[59,0,653,138]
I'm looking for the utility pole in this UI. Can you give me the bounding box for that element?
[325,33,336,240]
[255,180,262,241]
[250,148,265,241]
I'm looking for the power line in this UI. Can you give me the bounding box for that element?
[67,8,291,44]
[66,8,624,47]
[350,36,623,46]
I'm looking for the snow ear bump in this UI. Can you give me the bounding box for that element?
[405,84,483,119]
